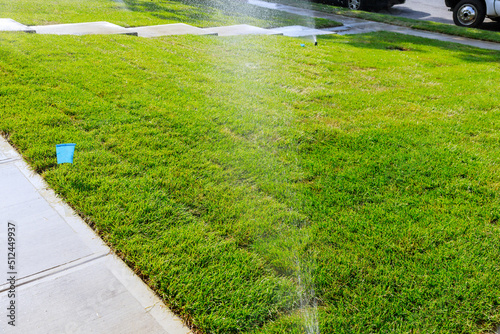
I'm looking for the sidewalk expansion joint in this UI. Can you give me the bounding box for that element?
[0,251,110,293]
[0,157,20,165]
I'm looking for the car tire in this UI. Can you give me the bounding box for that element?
[453,0,486,28]
[347,0,364,10]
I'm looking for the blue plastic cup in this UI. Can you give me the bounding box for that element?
[56,143,76,164]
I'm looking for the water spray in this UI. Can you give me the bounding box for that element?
[300,35,318,47]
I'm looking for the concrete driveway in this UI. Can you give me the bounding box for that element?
[385,0,453,24]
[385,0,500,31]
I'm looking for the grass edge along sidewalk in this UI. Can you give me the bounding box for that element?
[0,134,192,333]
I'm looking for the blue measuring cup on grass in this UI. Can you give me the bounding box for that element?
[56,143,76,164]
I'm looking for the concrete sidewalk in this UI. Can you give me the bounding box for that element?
[0,136,191,334]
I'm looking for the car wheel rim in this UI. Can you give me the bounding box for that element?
[457,4,477,25]
[348,0,361,10]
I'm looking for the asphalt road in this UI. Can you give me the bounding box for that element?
[384,0,500,31]
[385,0,453,24]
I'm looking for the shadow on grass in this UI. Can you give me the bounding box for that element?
[123,0,214,23]
[333,32,500,63]
[122,0,340,28]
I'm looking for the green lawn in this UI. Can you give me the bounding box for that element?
[0,0,338,28]
[1,1,500,334]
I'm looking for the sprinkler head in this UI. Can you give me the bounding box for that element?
[314,41,318,46]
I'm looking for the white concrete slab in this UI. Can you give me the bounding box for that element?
[31,21,137,36]
[203,24,282,37]
[0,257,175,333]
[0,163,41,208]
[269,25,335,37]
[0,18,35,33]
[336,22,395,35]
[0,197,95,279]
[0,138,19,160]
[129,23,217,37]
